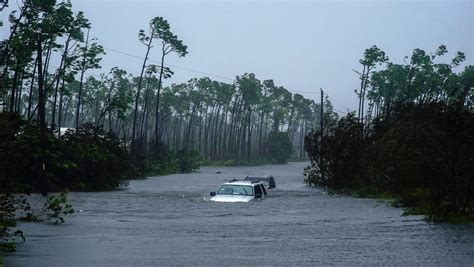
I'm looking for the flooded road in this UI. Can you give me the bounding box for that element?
[5,162,474,266]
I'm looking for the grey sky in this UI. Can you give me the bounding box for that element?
[3,0,473,112]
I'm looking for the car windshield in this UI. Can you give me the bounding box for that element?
[217,185,253,196]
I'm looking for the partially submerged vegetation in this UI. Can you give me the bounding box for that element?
[0,0,315,255]
[305,45,474,223]
[1,191,75,261]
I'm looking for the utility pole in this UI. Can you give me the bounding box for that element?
[320,88,324,179]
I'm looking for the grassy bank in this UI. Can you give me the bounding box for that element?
[327,187,474,224]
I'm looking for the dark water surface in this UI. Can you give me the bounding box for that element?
[5,162,474,266]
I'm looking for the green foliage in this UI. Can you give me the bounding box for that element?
[0,193,27,255]
[359,45,389,67]
[0,242,16,252]
[0,114,136,192]
[306,45,473,223]
[304,113,364,188]
[0,194,18,249]
[305,103,474,223]
[144,16,188,57]
[60,124,132,191]
[1,191,74,258]
[223,160,237,167]
[366,45,470,118]
[175,149,200,173]
[267,131,293,164]
[39,191,75,224]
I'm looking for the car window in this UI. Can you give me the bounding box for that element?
[218,185,233,195]
[254,185,262,196]
[217,185,253,196]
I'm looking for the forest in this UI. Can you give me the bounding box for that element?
[0,0,327,192]
[304,45,474,222]
[0,0,333,256]
[2,0,473,265]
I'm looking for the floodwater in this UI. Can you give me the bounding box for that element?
[4,162,474,266]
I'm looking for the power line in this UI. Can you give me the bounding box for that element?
[104,47,342,101]
[50,45,355,113]
[46,64,105,80]
[318,90,352,115]
[327,95,352,111]
[332,108,350,115]
[291,90,319,94]
[103,47,234,81]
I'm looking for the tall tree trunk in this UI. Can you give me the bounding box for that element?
[212,106,221,160]
[52,37,70,128]
[139,77,151,142]
[75,30,90,129]
[57,77,67,135]
[37,34,46,130]
[37,33,49,195]
[15,65,26,113]
[9,62,20,113]
[27,61,37,119]
[247,108,252,163]
[132,37,153,150]
[154,45,166,154]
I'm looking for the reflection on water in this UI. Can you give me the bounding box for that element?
[5,162,474,266]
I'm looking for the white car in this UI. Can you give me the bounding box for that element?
[210,180,267,203]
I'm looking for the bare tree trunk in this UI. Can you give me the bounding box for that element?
[9,62,20,113]
[52,36,70,128]
[75,30,90,129]
[37,34,46,130]
[132,38,153,150]
[247,109,252,163]
[15,66,26,113]
[154,44,167,154]
[27,61,37,119]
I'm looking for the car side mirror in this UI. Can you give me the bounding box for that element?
[210,192,216,196]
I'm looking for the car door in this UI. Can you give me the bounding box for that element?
[254,184,264,199]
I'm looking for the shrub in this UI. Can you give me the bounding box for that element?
[304,103,474,222]
[59,124,133,191]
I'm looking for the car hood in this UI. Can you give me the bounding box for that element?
[210,195,253,203]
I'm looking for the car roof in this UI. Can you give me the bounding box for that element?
[246,175,272,179]
[221,180,262,186]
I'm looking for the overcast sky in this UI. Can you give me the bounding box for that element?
[2,0,473,112]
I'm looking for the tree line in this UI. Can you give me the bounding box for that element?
[68,73,326,163]
[305,45,474,222]
[0,0,326,166]
[0,0,329,253]
[0,0,331,217]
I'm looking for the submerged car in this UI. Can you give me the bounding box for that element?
[244,175,276,189]
[210,180,267,202]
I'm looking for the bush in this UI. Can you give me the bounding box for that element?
[304,113,365,189]
[59,124,133,191]
[304,103,474,222]
[0,114,137,192]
